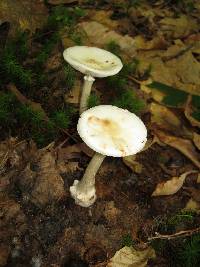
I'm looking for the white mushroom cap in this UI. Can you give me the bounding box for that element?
[63,46,123,78]
[77,105,147,157]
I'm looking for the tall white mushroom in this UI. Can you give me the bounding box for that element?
[70,105,147,207]
[63,46,123,114]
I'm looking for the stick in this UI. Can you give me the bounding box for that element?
[148,227,200,241]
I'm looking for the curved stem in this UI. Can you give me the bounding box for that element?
[70,153,106,207]
[79,75,95,114]
[77,153,106,193]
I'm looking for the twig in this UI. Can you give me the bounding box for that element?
[162,44,194,62]
[128,76,142,84]
[148,227,200,241]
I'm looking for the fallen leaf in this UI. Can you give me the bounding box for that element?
[107,246,155,267]
[7,84,48,119]
[123,155,143,174]
[184,198,200,212]
[0,0,48,35]
[193,133,200,150]
[78,21,137,56]
[150,102,191,138]
[138,47,200,97]
[152,171,197,196]
[58,161,81,173]
[185,187,200,203]
[156,130,200,169]
[123,137,157,174]
[185,95,200,128]
[88,10,119,30]
[159,15,198,38]
[134,35,167,50]
[19,148,66,207]
[197,174,200,183]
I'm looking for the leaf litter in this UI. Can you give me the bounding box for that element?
[1,0,200,266]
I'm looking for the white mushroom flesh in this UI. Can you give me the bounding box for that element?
[77,105,147,157]
[63,46,123,77]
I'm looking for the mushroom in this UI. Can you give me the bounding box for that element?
[70,105,147,207]
[63,46,123,114]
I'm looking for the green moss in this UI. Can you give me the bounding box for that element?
[151,210,200,266]
[121,59,139,77]
[35,32,60,68]
[51,110,71,129]
[179,234,200,267]
[87,93,100,108]
[105,40,121,56]
[156,210,196,234]
[106,75,127,91]
[1,51,33,87]
[121,234,135,247]
[64,63,77,90]
[46,5,86,30]
[113,89,145,114]
[191,95,200,121]
[0,92,17,124]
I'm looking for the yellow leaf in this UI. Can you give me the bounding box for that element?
[184,198,200,212]
[123,155,143,174]
[193,133,200,150]
[152,171,197,196]
[107,246,155,267]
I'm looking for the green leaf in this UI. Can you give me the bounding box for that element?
[148,81,188,107]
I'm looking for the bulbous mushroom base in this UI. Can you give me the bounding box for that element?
[70,180,97,207]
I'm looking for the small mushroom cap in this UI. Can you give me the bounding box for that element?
[77,105,147,157]
[63,46,123,78]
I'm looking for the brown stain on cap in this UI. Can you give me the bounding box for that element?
[88,116,128,156]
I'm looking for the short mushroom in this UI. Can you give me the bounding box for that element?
[63,46,123,114]
[70,105,147,207]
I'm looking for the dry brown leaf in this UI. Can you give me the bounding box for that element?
[20,150,66,207]
[150,103,191,138]
[185,95,200,128]
[156,131,200,169]
[193,133,200,150]
[185,187,200,202]
[152,171,197,196]
[134,35,167,50]
[159,15,198,38]
[7,84,48,119]
[78,21,137,56]
[197,174,200,183]
[107,246,155,267]
[57,144,81,161]
[184,198,200,212]
[123,155,143,174]
[88,10,119,30]
[123,137,157,173]
[138,48,200,96]
[58,161,81,173]
[0,0,48,35]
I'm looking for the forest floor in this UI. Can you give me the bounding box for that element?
[0,0,200,266]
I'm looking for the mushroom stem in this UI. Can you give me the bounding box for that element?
[70,152,106,207]
[79,75,95,114]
